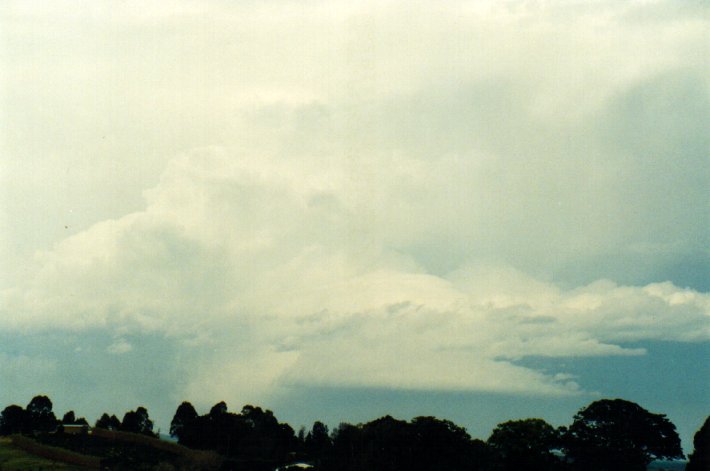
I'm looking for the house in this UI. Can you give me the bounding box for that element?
[274,463,314,471]
[62,423,91,435]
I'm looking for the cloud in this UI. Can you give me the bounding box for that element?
[1,0,708,407]
[106,339,133,355]
[2,146,708,402]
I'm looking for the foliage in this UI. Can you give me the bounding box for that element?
[26,395,58,433]
[304,420,331,463]
[170,401,297,468]
[686,415,710,471]
[561,399,683,471]
[324,415,491,471]
[62,411,76,425]
[487,418,562,471]
[95,412,122,430]
[169,401,198,440]
[0,394,691,471]
[0,405,27,436]
[121,406,157,437]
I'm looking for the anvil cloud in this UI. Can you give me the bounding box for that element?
[1,0,708,448]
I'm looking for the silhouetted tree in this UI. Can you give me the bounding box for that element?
[325,415,491,471]
[562,399,683,471]
[305,420,332,463]
[121,406,156,437]
[26,395,57,433]
[409,416,488,471]
[239,404,296,463]
[329,422,363,471]
[170,401,297,468]
[0,405,27,435]
[209,401,228,418]
[170,401,198,441]
[95,413,121,430]
[487,418,561,471]
[62,411,76,424]
[687,415,710,471]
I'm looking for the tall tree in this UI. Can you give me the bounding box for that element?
[0,405,27,435]
[95,413,121,430]
[305,420,332,464]
[121,406,156,437]
[487,418,561,471]
[62,411,76,424]
[686,415,710,471]
[209,401,228,418]
[409,416,487,471]
[26,395,57,433]
[562,399,683,471]
[170,401,198,440]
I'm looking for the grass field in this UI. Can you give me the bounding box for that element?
[0,437,90,470]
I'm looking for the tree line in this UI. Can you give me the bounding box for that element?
[1,395,708,471]
[0,395,156,437]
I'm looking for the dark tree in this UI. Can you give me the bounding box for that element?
[487,418,561,471]
[209,401,228,418]
[26,395,57,433]
[326,415,492,471]
[305,420,332,463]
[170,401,198,440]
[329,422,364,471]
[409,416,488,471]
[121,406,156,437]
[171,401,297,468]
[95,413,121,430]
[562,399,683,471]
[0,405,27,435]
[62,411,76,424]
[687,415,710,471]
[60,411,88,426]
[239,405,296,463]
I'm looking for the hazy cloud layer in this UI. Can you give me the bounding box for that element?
[1,0,708,413]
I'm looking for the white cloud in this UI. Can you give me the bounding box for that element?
[2,146,707,400]
[1,0,708,403]
[106,339,133,355]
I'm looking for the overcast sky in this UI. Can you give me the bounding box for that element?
[1,0,708,451]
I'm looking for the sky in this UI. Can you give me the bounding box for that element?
[1,0,708,453]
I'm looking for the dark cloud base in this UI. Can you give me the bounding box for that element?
[1,331,706,454]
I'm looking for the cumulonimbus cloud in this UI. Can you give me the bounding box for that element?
[1,0,708,404]
[2,144,707,400]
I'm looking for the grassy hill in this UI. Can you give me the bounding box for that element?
[0,437,91,470]
[0,430,222,471]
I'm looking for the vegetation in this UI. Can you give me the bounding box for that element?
[560,399,684,471]
[487,418,562,470]
[0,394,697,471]
[686,415,710,471]
[0,437,90,470]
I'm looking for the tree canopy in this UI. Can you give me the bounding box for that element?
[26,395,57,433]
[95,412,122,431]
[0,394,690,471]
[562,398,683,471]
[487,418,562,470]
[170,401,198,440]
[120,406,156,437]
[686,415,710,471]
[0,404,27,435]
